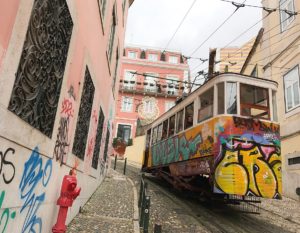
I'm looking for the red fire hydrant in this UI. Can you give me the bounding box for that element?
[52,170,81,233]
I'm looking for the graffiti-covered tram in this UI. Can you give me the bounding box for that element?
[142,73,281,200]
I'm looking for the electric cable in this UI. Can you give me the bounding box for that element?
[163,0,197,52]
[189,0,247,56]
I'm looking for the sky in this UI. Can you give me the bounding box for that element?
[125,0,263,78]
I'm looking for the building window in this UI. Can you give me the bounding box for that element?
[284,66,300,112]
[121,96,133,112]
[143,100,154,113]
[8,0,73,138]
[92,108,105,169]
[107,6,116,62]
[124,70,136,90]
[103,127,110,162]
[144,74,157,92]
[148,53,158,61]
[128,51,137,59]
[288,156,300,165]
[280,0,295,32]
[165,101,175,112]
[112,47,119,93]
[72,67,95,160]
[117,124,131,143]
[169,56,178,64]
[166,76,178,95]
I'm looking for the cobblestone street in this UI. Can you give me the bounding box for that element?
[67,161,300,233]
[67,169,139,233]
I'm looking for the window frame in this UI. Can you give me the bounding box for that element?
[198,87,214,123]
[169,55,178,64]
[279,0,295,32]
[148,53,158,62]
[128,51,137,59]
[121,96,133,112]
[283,65,300,112]
[176,109,184,133]
[184,102,194,130]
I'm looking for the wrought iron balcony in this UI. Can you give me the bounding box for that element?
[119,80,183,97]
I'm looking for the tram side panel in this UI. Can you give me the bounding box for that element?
[213,116,281,199]
[144,115,281,199]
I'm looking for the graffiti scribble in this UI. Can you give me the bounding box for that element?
[19,147,52,233]
[0,148,16,184]
[215,138,281,199]
[0,191,16,233]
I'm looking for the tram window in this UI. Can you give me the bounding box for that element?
[169,115,175,136]
[184,103,194,129]
[217,82,225,114]
[152,127,158,144]
[226,82,237,114]
[162,119,168,139]
[198,87,214,122]
[146,129,151,148]
[176,109,184,133]
[240,84,269,119]
[157,123,163,142]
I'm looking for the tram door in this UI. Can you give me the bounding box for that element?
[142,129,151,169]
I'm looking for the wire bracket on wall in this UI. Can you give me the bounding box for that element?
[262,7,276,14]
[284,9,298,17]
[231,2,245,10]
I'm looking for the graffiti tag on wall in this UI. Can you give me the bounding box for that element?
[54,90,75,165]
[19,147,52,233]
[0,148,15,184]
[0,191,16,233]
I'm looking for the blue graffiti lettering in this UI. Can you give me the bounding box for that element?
[152,134,202,166]
[19,147,52,233]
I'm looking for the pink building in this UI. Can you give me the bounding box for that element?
[114,46,190,143]
[0,0,133,232]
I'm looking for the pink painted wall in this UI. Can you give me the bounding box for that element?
[0,0,132,232]
[115,47,190,139]
[0,0,20,68]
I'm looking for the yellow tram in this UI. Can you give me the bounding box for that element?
[142,73,281,199]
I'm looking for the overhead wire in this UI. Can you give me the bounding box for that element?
[189,0,247,56]
[162,0,197,52]
[191,15,298,76]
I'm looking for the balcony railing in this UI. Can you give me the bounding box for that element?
[119,80,183,97]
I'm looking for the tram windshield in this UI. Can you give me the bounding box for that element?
[240,84,270,119]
